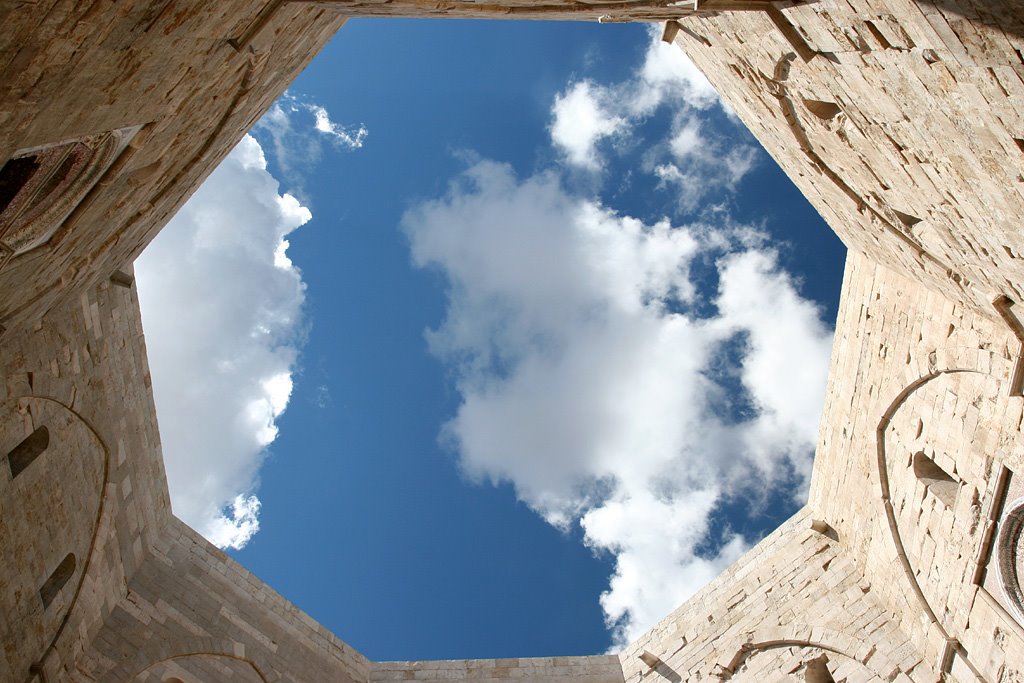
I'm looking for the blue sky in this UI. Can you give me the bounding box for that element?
[135,19,845,661]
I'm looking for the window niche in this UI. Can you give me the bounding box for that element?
[0,155,42,213]
[912,451,958,507]
[7,425,48,478]
[802,98,842,122]
[0,126,139,260]
[39,553,75,609]
[803,655,836,683]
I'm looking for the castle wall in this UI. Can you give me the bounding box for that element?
[0,275,372,683]
[667,0,1024,318]
[616,249,1024,682]
[808,251,1024,682]
[0,1,345,337]
[79,519,371,683]
[372,656,623,683]
[4,2,1024,682]
[618,510,929,682]
[0,272,170,682]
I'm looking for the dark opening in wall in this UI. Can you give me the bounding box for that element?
[802,99,841,121]
[913,451,958,507]
[39,553,75,609]
[865,21,891,50]
[0,155,41,214]
[803,655,835,683]
[110,270,135,288]
[892,210,922,228]
[7,425,48,478]
[0,137,110,255]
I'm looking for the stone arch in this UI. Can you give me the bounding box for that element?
[874,368,987,631]
[0,394,113,679]
[868,354,1024,683]
[715,625,906,681]
[757,51,968,298]
[132,652,266,683]
[99,637,278,683]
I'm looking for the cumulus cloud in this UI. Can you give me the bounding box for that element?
[632,27,718,114]
[549,26,755,204]
[551,81,626,171]
[136,135,310,550]
[404,161,833,646]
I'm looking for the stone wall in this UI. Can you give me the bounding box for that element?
[79,519,371,683]
[667,0,1024,318]
[0,0,345,336]
[372,656,623,683]
[0,271,168,682]
[808,251,1024,683]
[618,509,930,683]
[4,2,1024,682]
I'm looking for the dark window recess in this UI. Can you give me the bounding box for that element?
[913,451,958,507]
[804,655,836,683]
[40,553,75,609]
[0,155,40,214]
[803,98,842,121]
[110,270,134,288]
[893,210,922,228]
[7,425,49,478]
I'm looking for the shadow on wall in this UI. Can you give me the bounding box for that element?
[918,0,1024,39]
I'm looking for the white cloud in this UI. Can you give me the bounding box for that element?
[669,119,704,159]
[551,81,626,171]
[632,26,718,115]
[715,251,834,483]
[255,92,367,191]
[308,103,369,150]
[136,135,310,550]
[654,116,759,211]
[205,495,262,550]
[548,26,755,208]
[404,161,833,647]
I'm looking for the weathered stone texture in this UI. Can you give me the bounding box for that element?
[807,252,1024,682]
[668,0,1024,318]
[0,272,168,682]
[80,520,371,683]
[619,510,930,682]
[304,0,777,22]
[372,656,623,682]
[3,1,1024,682]
[0,0,345,335]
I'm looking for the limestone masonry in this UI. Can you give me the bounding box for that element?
[1,1,1023,681]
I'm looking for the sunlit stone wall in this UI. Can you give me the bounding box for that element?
[667,0,1024,317]
[3,0,1024,681]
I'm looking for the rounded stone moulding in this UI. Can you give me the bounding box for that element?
[997,495,1024,624]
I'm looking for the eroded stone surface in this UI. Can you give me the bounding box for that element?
[2,1,1024,682]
